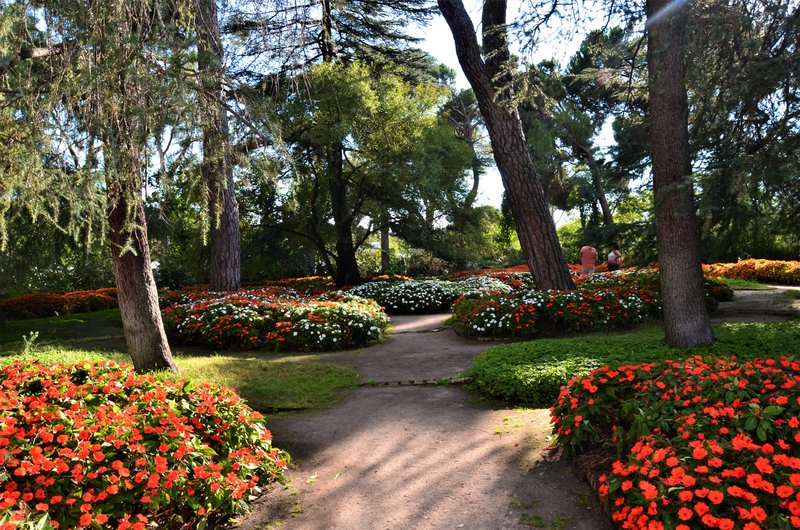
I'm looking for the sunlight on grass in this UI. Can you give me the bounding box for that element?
[718,276,774,290]
[0,345,359,416]
[170,354,359,414]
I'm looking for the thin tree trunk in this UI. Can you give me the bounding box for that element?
[437,0,574,290]
[197,0,241,292]
[575,142,614,226]
[647,0,714,347]
[380,226,390,272]
[464,150,480,209]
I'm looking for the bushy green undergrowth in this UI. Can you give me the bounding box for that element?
[467,320,800,407]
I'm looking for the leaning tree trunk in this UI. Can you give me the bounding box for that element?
[197,0,241,292]
[437,0,574,290]
[647,0,714,347]
[107,167,178,373]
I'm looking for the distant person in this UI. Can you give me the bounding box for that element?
[607,245,622,271]
[579,245,598,275]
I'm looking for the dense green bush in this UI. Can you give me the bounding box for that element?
[467,321,800,407]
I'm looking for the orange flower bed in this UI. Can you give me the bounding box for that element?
[0,289,118,321]
[703,259,800,285]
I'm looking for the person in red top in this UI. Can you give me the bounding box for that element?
[579,245,598,275]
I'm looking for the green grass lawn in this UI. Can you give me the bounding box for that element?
[0,310,360,416]
[467,319,800,407]
[717,276,774,290]
[0,308,126,349]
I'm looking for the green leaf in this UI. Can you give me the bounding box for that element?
[744,416,758,431]
[756,424,767,442]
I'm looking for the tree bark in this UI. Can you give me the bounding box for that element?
[107,161,178,373]
[647,0,714,347]
[574,142,614,226]
[197,0,242,292]
[437,0,574,290]
[329,145,361,286]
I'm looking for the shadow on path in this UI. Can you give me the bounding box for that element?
[232,314,612,530]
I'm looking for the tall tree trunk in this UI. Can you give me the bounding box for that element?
[329,145,361,286]
[647,0,714,347]
[197,0,241,292]
[437,0,574,290]
[106,156,178,373]
[321,0,336,62]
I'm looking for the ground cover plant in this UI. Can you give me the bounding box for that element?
[162,288,389,351]
[0,360,288,529]
[0,309,125,351]
[551,355,800,529]
[467,321,800,407]
[716,277,775,290]
[703,259,800,285]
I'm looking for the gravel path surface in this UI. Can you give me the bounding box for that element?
[711,285,800,323]
[232,315,612,530]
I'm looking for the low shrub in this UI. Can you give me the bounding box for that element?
[162,289,389,351]
[703,259,800,286]
[467,321,800,407]
[0,289,118,321]
[451,286,660,339]
[552,356,800,529]
[448,269,538,290]
[0,360,288,529]
[453,270,732,340]
[348,280,462,314]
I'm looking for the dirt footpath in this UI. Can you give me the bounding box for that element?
[232,288,799,530]
[232,315,612,530]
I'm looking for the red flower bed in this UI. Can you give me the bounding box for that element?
[0,361,288,529]
[552,356,800,529]
[0,289,118,321]
[703,259,800,285]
